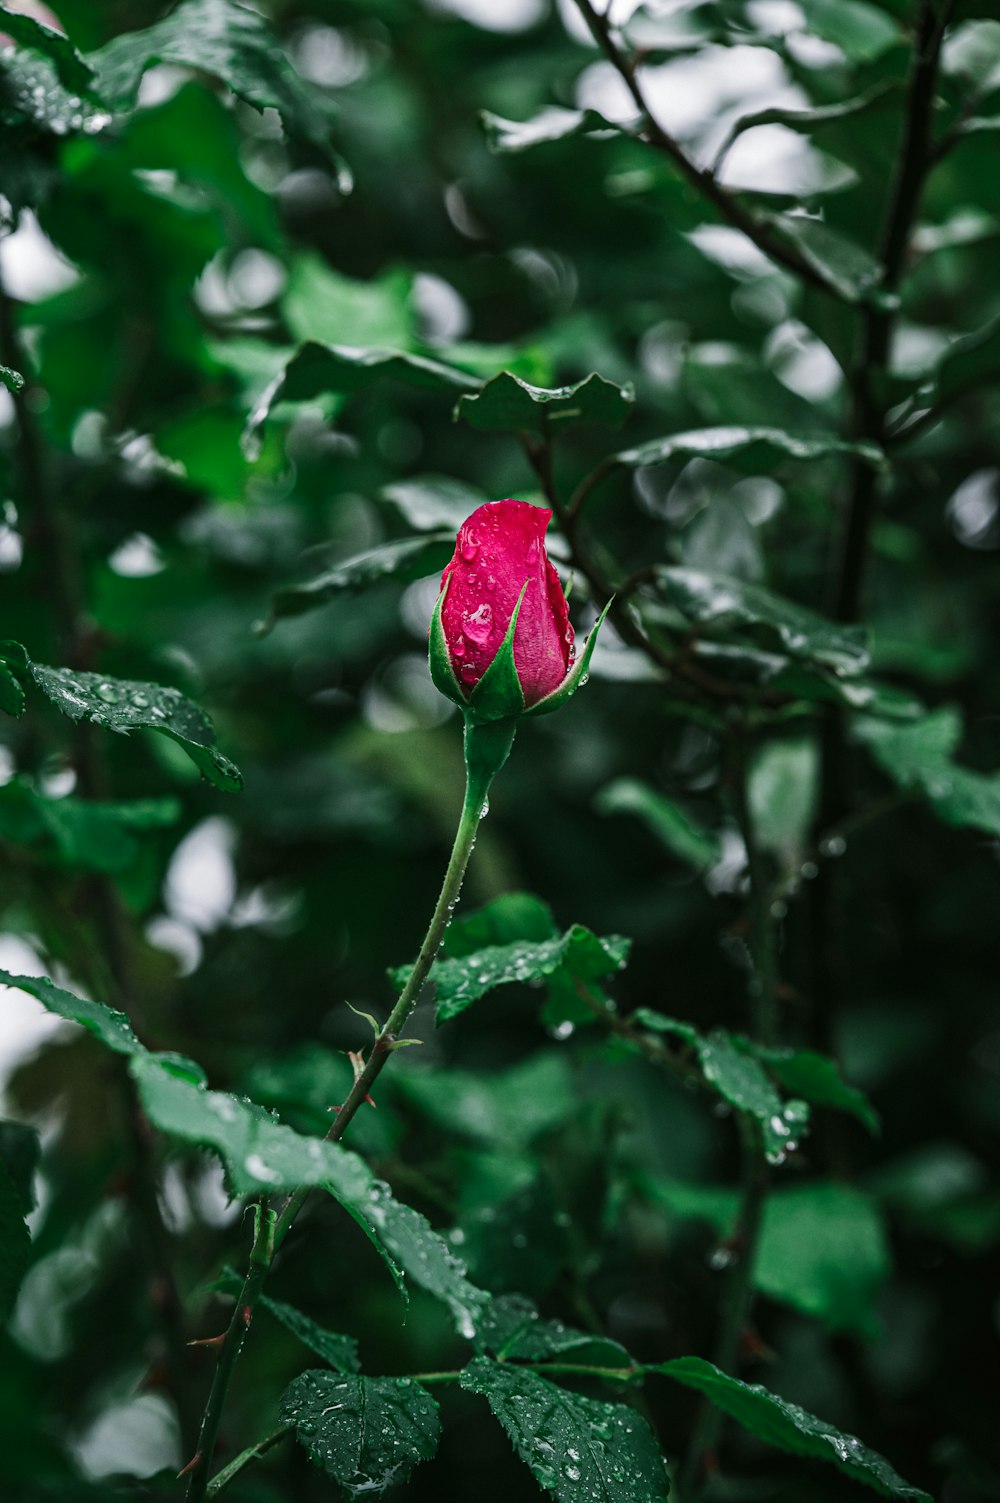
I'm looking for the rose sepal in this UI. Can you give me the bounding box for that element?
[523,597,614,718]
[465,582,529,725]
[428,575,467,709]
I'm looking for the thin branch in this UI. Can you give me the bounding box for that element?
[833,0,954,624]
[568,0,842,298]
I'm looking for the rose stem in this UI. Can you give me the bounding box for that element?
[185,716,517,1501]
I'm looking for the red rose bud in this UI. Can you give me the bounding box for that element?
[429,498,611,723]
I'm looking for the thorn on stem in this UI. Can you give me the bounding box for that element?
[177,1452,202,1479]
[187,1333,226,1349]
[241,1304,253,1329]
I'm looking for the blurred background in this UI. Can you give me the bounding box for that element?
[1,0,999,1498]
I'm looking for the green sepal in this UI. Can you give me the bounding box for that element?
[466,583,529,724]
[428,576,466,709]
[524,598,613,718]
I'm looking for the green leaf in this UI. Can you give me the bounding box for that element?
[755,1046,879,1135]
[280,1371,441,1497]
[360,1182,488,1337]
[0,970,144,1057]
[654,1358,930,1500]
[456,371,635,435]
[28,662,242,792]
[654,568,871,676]
[480,106,636,153]
[282,256,413,349]
[615,426,884,473]
[595,778,721,871]
[215,1270,360,1373]
[747,738,818,867]
[926,314,1000,412]
[460,1358,668,1503]
[0,663,25,717]
[477,1293,633,1370]
[381,474,490,532]
[90,0,336,159]
[244,341,478,457]
[392,1052,576,1150]
[764,216,884,304]
[0,1158,30,1329]
[712,83,896,173]
[0,3,95,93]
[641,1178,888,1334]
[444,892,558,954]
[0,783,181,874]
[8,969,485,1336]
[631,1015,807,1160]
[264,533,454,626]
[0,363,24,394]
[799,0,899,62]
[856,709,1000,837]
[392,924,630,1027]
[755,1182,889,1336]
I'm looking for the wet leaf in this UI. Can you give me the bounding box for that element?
[856,709,1000,837]
[265,533,454,625]
[755,1046,879,1135]
[90,0,335,158]
[280,1370,440,1497]
[654,568,871,676]
[214,1269,360,1373]
[28,661,242,792]
[392,924,630,1027]
[654,1358,930,1500]
[0,3,95,93]
[392,1052,576,1149]
[460,1357,667,1503]
[615,425,884,473]
[477,1292,632,1370]
[456,371,635,435]
[0,783,180,873]
[480,106,636,153]
[243,341,477,456]
[0,363,24,393]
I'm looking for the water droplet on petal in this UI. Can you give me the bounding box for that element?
[461,529,480,562]
[463,603,493,644]
[526,537,539,562]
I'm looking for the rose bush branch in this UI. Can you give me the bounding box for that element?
[187,499,609,1498]
[568,0,843,298]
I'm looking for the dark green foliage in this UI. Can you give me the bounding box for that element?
[0,0,997,1499]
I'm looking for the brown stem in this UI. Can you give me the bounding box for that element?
[569,0,843,298]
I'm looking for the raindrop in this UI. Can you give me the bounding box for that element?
[480,798,490,818]
[459,665,478,684]
[452,638,466,658]
[769,1114,790,1137]
[709,1245,735,1270]
[820,833,847,859]
[460,529,480,562]
[552,1020,574,1040]
[96,681,121,704]
[130,690,150,709]
[463,603,493,644]
[800,860,819,880]
[148,705,167,721]
[526,537,539,562]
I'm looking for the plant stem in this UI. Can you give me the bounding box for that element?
[184,716,516,1499]
[678,743,775,1499]
[568,0,843,298]
[206,1425,292,1497]
[811,0,953,1075]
